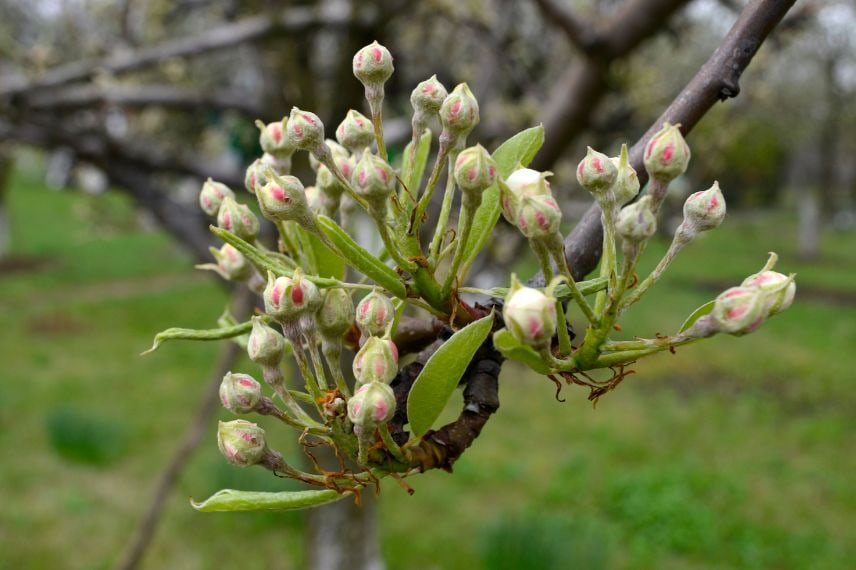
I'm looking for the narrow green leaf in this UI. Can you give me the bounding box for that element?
[679,299,716,333]
[401,129,432,196]
[191,488,348,512]
[316,215,406,298]
[460,125,545,273]
[307,231,346,280]
[407,312,495,437]
[142,318,267,355]
[493,329,551,375]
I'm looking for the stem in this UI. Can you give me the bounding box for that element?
[321,338,351,397]
[369,99,387,162]
[303,330,330,391]
[261,366,323,429]
[532,239,573,356]
[428,150,460,264]
[378,423,407,464]
[442,196,478,294]
[594,335,702,367]
[411,140,451,235]
[283,328,325,413]
[593,202,618,317]
[543,234,597,324]
[620,231,692,312]
[372,207,417,272]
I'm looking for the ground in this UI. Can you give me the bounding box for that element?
[1,162,854,569]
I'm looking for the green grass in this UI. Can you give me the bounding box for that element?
[1,163,854,569]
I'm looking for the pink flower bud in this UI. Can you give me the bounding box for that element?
[308,139,348,172]
[286,107,326,152]
[263,269,321,322]
[208,244,250,281]
[501,168,553,223]
[411,75,448,116]
[454,144,497,204]
[256,173,311,223]
[643,122,690,183]
[336,109,374,153]
[609,144,640,206]
[616,195,657,243]
[199,178,235,217]
[353,336,398,385]
[347,381,396,427]
[352,41,394,87]
[576,147,618,197]
[352,152,395,205]
[247,316,287,367]
[217,196,259,242]
[741,271,795,316]
[260,151,291,176]
[255,119,294,157]
[439,83,480,144]
[219,372,263,415]
[355,291,394,338]
[683,181,726,232]
[317,288,355,340]
[217,420,268,467]
[515,194,562,240]
[711,286,766,336]
[244,159,268,195]
[503,277,557,349]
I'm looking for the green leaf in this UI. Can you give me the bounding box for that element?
[679,300,716,333]
[493,329,551,375]
[316,215,406,299]
[407,312,495,437]
[401,129,432,196]
[307,231,346,280]
[485,276,608,301]
[142,318,267,355]
[460,125,545,273]
[191,488,348,512]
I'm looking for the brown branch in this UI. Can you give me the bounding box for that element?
[531,0,597,53]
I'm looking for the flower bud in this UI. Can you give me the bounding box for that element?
[501,168,552,223]
[208,244,250,281]
[610,144,640,206]
[217,420,267,467]
[261,151,291,176]
[244,159,268,195]
[352,152,395,205]
[683,181,726,232]
[711,286,766,336]
[353,336,399,385]
[439,83,479,145]
[454,144,497,205]
[247,316,287,367]
[199,178,235,216]
[219,372,263,415]
[411,75,448,117]
[347,381,396,427]
[286,107,325,152]
[263,269,321,323]
[217,196,259,242]
[515,194,562,240]
[317,288,355,339]
[308,139,348,173]
[644,122,691,182]
[255,119,294,157]
[741,271,795,316]
[352,41,394,88]
[616,195,657,243]
[355,291,394,338]
[304,185,324,213]
[503,276,557,349]
[336,109,374,153]
[256,172,311,223]
[576,147,617,198]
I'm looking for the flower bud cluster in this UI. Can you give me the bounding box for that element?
[501,168,562,241]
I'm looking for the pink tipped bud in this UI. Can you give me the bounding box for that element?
[352,41,394,87]
[501,168,553,223]
[411,75,448,116]
[576,147,618,198]
[199,178,235,217]
[263,269,321,323]
[219,372,263,415]
[503,276,557,349]
[711,286,766,336]
[217,196,259,242]
[353,336,398,385]
[352,152,395,205]
[286,107,325,152]
[347,381,396,427]
[616,195,657,243]
[454,144,497,204]
[515,194,562,240]
[216,420,268,467]
[610,144,640,206]
[255,119,294,157]
[247,316,288,367]
[683,181,726,232]
[644,122,691,182]
[741,260,795,316]
[355,291,394,338]
[336,109,374,153]
[317,288,355,340]
[256,172,311,223]
[309,139,348,172]
[208,244,250,281]
[439,83,480,144]
[244,159,269,195]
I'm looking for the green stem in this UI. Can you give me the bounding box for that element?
[428,150,460,264]
[531,239,573,356]
[372,208,418,272]
[378,423,407,464]
[261,366,323,429]
[593,203,618,317]
[321,338,351,397]
[369,99,387,162]
[441,196,478,294]
[620,234,690,313]
[303,330,330,392]
[543,234,597,324]
[411,141,451,235]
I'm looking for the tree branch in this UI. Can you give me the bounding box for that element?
[531,0,597,53]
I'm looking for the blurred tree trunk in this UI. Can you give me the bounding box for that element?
[306,493,384,570]
[797,186,820,259]
[0,147,12,259]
